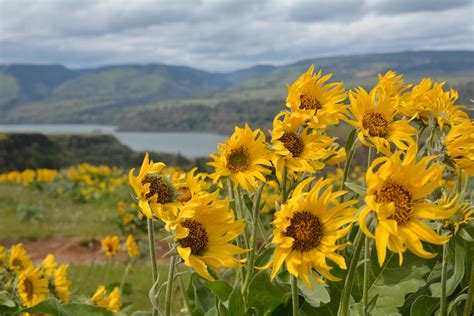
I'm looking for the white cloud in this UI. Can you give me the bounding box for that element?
[0,0,472,71]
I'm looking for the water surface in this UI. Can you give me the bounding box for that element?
[0,124,224,159]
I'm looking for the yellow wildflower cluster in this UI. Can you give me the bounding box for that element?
[100,235,141,258]
[0,244,71,309]
[0,168,57,185]
[128,65,472,316]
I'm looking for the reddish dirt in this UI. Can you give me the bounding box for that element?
[2,237,170,264]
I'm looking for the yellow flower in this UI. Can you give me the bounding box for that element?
[122,213,133,225]
[400,79,468,128]
[209,124,272,191]
[101,236,120,257]
[91,285,121,312]
[262,178,357,286]
[271,112,344,182]
[51,264,71,302]
[8,244,33,272]
[359,145,457,266]
[261,180,281,213]
[347,87,417,155]
[125,235,140,257]
[0,245,6,265]
[170,194,247,281]
[41,254,57,276]
[17,266,49,307]
[445,119,474,176]
[174,168,210,204]
[286,65,347,129]
[129,153,178,221]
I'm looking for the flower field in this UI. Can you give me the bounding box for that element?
[1,66,473,316]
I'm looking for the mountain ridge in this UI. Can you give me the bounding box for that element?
[0,50,472,131]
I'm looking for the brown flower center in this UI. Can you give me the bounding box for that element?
[299,94,322,111]
[375,181,413,226]
[24,279,34,300]
[279,132,304,157]
[285,211,323,252]
[11,258,23,269]
[362,112,390,138]
[227,147,250,173]
[179,219,209,255]
[142,174,173,204]
[176,186,192,203]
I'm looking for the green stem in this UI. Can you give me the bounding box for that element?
[242,184,264,295]
[457,169,463,195]
[235,187,250,249]
[165,256,177,316]
[440,242,448,316]
[176,265,192,316]
[102,257,112,284]
[119,261,133,290]
[291,274,299,316]
[256,213,269,246]
[362,236,370,309]
[282,166,288,203]
[147,218,159,316]
[340,139,358,202]
[463,261,474,316]
[338,231,365,316]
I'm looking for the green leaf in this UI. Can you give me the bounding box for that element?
[204,306,218,316]
[218,303,231,316]
[131,312,152,316]
[366,252,432,314]
[345,128,358,152]
[254,247,274,267]
[410,295,439,316]
[430,238,465,297]
[447,293,467,314]
[247,270,291,315]
[228,285,245,316]
[204,280,233,302]
[22,298,119,316]
[297,275,330,307]
[344,182,365,196]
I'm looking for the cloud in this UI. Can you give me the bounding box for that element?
[0,0,472,71]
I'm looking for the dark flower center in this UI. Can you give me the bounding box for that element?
[179,219,209,255]
[142,174,173,204]
[299,94,322,111]
[286,211,323,252]
[375,181,413,226]
[227,147,250,173]
[362,112,390,138]
[279,132,304,157]
[24,279,34,300]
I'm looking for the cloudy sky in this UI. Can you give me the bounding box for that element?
[0,0,473,71]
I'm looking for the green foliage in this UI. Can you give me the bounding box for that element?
[22,298,120,316]
[15,203,45,222]
[247,270,291,315]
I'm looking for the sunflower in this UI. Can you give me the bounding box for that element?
[359,145,458,266]
[101,236,120,257]
[8,244,33,272]
[169,194,247,281]
[347,87,417,155]
[445,119,474,176]
[209,124,272,191]
[261,180,281,213]
[0,245,6,265]
[129,153,178,221]
[286,65,347,129]
[271,111,344,182]
[41,254,57,276]
[91,285,121,312]
[261,177,357,286]
[174,168,210,204]
[125,235,140,257]
[17,266,49,307]
[375,71,410,100]
[400,79,468,128]
[51,264,71,302]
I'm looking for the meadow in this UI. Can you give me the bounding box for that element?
[1,66,473,316]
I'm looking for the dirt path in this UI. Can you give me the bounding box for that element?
[2,237,170,264]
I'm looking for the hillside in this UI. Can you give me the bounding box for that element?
[0,51,472,132]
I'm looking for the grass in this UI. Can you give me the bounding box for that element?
[68,261,189,314]
[0,184,121,240]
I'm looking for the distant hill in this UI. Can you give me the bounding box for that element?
[0,51,472,132]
